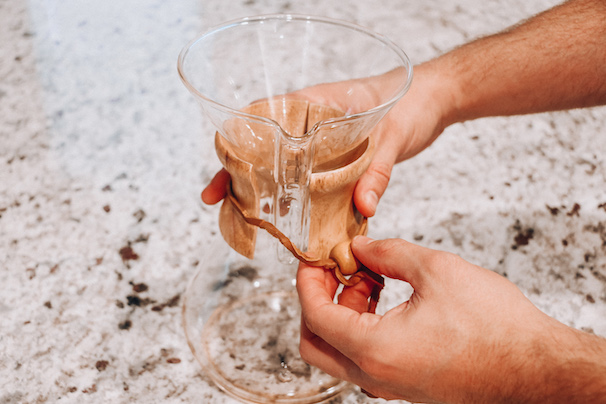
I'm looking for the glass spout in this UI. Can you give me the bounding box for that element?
[275,131,313,261]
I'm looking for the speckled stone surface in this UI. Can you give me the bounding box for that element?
[2,0,606,403]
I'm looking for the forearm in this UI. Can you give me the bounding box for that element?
[538,327,606,403]
[433,0,606,125]
[491,323,606,404]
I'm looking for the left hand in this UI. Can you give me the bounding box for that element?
[200,64,449,217]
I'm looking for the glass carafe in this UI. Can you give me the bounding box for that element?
[178,14,412,403]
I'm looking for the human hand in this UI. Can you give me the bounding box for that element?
[200,168,230,205]
[200,62,452,216]
[297,236,576,403]
[345,62,451,217]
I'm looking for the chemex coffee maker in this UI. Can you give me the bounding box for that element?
[178,14,412,403]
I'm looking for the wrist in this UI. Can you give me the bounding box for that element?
[417,57,463,129]
[386,60,457,163]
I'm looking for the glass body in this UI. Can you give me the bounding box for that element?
[178,14,412,403]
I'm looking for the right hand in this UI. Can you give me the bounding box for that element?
[297,236,590,403]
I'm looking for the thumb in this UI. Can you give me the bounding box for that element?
[353,152,395,218]
[351,236,431,290]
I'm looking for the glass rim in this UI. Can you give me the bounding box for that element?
[177,13,413,138]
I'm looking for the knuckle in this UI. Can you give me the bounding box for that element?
[439,250,464,266]
[300,304,331,337]
[301,313,318,336]
[298,342,314,365]
[424,249,464,275]
[371,238,407,258]
[422,249,443,266]
[366,162,392,190]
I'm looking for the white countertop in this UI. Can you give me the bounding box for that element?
[2,0,606,403]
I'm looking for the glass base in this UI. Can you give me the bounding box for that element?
[183,264,347,403]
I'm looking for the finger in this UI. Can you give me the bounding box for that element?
[353,144,397,217]
[351,236,435,293]
[297,265,370,384]
[337,276,376,314]
[318,263,341,301]
[297,264,355,366]
[296,263,379,362]
[201,169,230,205]
[300,321,398,401]
[299,315,364,383]
[296,262,340,309]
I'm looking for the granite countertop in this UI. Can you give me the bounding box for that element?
[2,0,606,403]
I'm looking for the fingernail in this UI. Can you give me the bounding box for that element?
[365,191,379,215]
[361,388,377,398]
[352,235,373,247]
